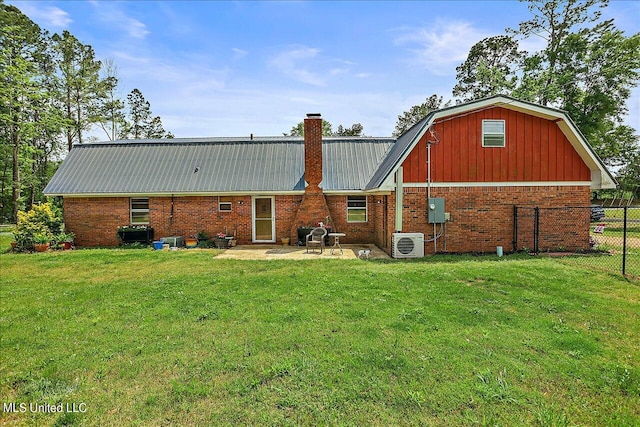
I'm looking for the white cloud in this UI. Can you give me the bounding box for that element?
[268,46,327,86]
[232,48,248,61]
[394,20,491,75]
[90,2,149,39]
[267,46,364,87]
[17,4,72,28]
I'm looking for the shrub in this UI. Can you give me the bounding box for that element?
[13,203,64,251]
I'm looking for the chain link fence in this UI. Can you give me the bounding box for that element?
[514,206,639,279]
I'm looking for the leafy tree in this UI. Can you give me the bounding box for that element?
[285,119,333,137]
[0,3,175,222]
[121,88,173,139]
[452,0,639,171]
[334,123,364,137]
[510,0,609,106]
[284,120,365,137]
[51,30,103,150]
[453,35,524,102]
[393,94,451,137]
[96,58,126,141]
[0,3,62,221]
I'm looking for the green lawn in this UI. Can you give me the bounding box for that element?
[1,247,639,426]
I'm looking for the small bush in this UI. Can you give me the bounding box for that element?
[13,203,64,251]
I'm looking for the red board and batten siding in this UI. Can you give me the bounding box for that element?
[401,107,591,183]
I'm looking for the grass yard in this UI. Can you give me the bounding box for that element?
[1,246,639,426]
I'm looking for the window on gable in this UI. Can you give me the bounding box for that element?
[482,119,505,147]
[219,196,232,212]
[347,195,367,222]
[130,198,149,224]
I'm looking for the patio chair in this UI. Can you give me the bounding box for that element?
[306,227,327,253]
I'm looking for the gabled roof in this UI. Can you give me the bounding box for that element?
[366,95,616,190]
[43,137,394,196]
[44,96,616,197]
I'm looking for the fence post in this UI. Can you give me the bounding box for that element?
[513,205,518,252]
[534,207,539,254]
[622,206,627,276]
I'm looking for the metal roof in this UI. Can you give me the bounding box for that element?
[44,137,395,196]
[365,114,433,190]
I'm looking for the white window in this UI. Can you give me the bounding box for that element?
[347,195,367,222]
[219,196,232,212]
[482,119,505,147]
[130,198,149,224]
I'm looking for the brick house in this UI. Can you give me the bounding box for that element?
[44,96,615,254]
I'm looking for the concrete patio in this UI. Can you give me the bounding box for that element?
[215,244,390,260]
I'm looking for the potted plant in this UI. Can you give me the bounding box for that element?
[185,234,198,248]
[56,231,75,250]
[196,230,211,248]
[281,237,290,246]
[33,233,51,252]
[214,232,228,249]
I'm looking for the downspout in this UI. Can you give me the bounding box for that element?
[170,194,174,226]
[428,142,436,253]
[395,167,403,232]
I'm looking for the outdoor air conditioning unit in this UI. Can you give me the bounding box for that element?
[392,233,424,259]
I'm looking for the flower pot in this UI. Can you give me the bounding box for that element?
[185,238,198,248]
[34,243,49,252]
[281,237,290,246]
[62,242,72,250]
[214,238,228,249]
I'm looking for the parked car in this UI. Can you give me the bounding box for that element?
[590,204,605,222]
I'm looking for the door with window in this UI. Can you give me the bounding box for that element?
[252,197,275,242]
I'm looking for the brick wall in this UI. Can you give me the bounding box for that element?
[399,185,591,254]
[324,195,385,246]
[64,186,589,252]
[150,195,254,243]
[63,197,130,247]
[64,194,389,248]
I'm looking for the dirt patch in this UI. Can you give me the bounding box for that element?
[592,235,640,248]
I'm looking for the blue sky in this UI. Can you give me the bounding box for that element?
[10,0,640,139]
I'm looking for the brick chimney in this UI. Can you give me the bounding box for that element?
[291,113,333,243]
[304,113,323,188]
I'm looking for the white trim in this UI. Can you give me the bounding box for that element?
[54,191,306,198]
[481,119,505,147]
[402,181,592,188]
[56,189,394,198]
[346,195,368,223]
[252,196,275,243]
[218,196,232,212]
[130,197,149,224]
[395,167,403,231]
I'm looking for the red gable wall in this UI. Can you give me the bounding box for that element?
[401,107,591,183]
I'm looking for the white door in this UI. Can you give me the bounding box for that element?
[252,197,275,242]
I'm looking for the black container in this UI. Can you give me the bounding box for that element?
[117,228,154,244]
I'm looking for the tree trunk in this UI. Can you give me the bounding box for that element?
[11,123,20,223]
[1,155,7,222]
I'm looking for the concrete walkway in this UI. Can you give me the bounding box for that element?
[215,244,390,260]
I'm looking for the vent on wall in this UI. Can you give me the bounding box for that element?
[392,233,424,258]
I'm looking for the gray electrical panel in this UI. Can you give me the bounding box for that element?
[428,197,445,223]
